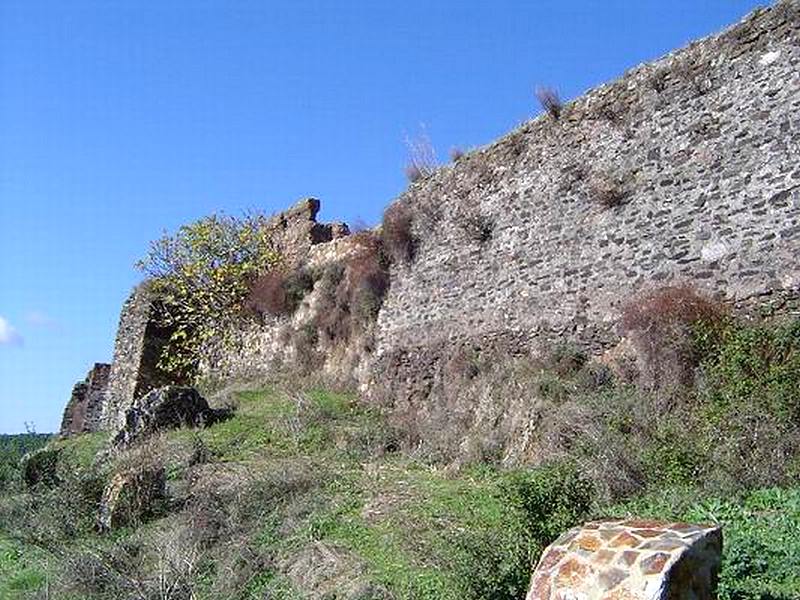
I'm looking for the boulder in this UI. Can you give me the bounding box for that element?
[98,467,166,530]
[526,519,721,599]
[112,386,225,448]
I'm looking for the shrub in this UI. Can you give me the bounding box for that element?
[697,318,800,490]
[621,285,725,390]
[404,127,437,181]
[294,323,323,372]
[674,55,713,97]
[244,270,287,316]
[381,201,417,264]
[0,434,51,492]
[501,463,594,548]
[589,173,627,208]
[405,164,426,183]
[245,267,314,318]
[137,212,281,379]
[648,66,669,93]
[449,147,465,162]
[535,86,562,120]
[316,232,390,347]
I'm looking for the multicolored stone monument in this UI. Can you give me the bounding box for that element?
[527,519,722,599]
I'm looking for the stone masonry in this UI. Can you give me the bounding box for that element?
[376,2,800,357]
[527,519,722,599]
[96,198,349,429]
[59,362,111,436]
[101,284,174,430]
[363,2,800,453]
[89,3,800,432]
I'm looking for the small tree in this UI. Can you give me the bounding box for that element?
[137,213,280,379]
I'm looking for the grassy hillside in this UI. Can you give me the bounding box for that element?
[1,314,798,599]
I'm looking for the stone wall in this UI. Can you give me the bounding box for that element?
[101,284,174,430]
[96,199,350,428]
[59,363,111,436]
[375,2,800,361]
[71,3,800,438]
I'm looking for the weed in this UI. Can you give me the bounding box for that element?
[535,86,562,120]
[589,173,627,208]
[246,267,315,318]
[404,127,438,182]
[381,201,417,264]
[621,285,725,390]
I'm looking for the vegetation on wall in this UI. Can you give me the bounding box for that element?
[244,267,315,319]
[136,213,281,380]
[381,201,417,264]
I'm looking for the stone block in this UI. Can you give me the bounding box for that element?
[526,519,722,599]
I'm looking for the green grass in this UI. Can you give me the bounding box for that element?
[608,486,800,600]
[2,363,798,599]
[0,534,48,599]
[50,431,109,472]
[0,434,51,492]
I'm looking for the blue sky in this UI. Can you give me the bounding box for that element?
[0,0,765,433]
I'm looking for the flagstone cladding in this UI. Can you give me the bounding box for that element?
[526,519,722,599]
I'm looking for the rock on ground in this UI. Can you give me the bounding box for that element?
[112,386,227,448]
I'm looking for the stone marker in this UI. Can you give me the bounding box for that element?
[526,519,721,599]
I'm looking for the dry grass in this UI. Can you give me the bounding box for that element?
[404,127,438,182]
[621,284,725,390]
[535,86,562,120]
[381,201,417,264]
[316,232,390,348]
[245,267,315,318]
[589,173,627,208]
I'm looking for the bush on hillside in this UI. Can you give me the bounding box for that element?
[501,463,594,548]
[0,433,51,492]
[457,211,494,244]
[589,173,627,208]
[535,86,562,120]
[404,128,438,182]
[697,317,800,490]
[621,284,726,390]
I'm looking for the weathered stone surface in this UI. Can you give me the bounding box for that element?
[59,363,110,436]
[365,1,800,461]
[98,467,165,530]
[111,386,222,448]
[96,199,350,431]
[21,446,61,488]
[526,519,722,599]
[102,284,174,430]
[253,197,350,267]
[64,4,800,452]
